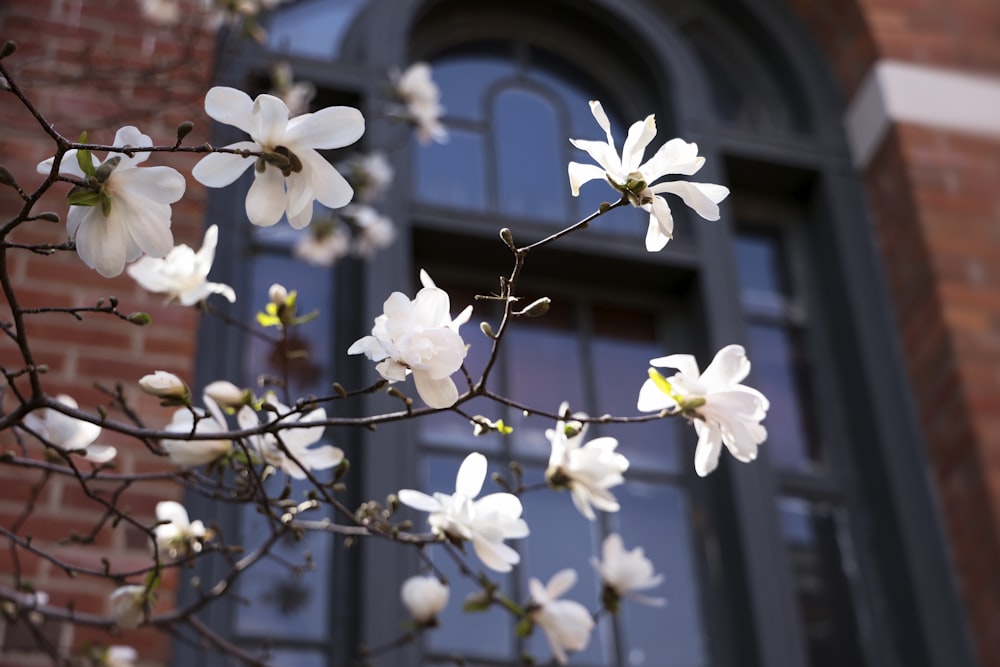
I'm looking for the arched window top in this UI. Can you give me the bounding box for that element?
[264,0,370,61]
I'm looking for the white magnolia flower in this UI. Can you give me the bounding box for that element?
[392,62,447,145]
[108,585,149,629]
[127,224,236,305]
[592,533,665,608]
[342,151,394,203]
[102,645,138,667]
[236,399,344,479]
[22,395,116,464]
[544,403,629,521]
[400,575,449,624]
[347,204,396,258]
[637,344,769,477]
[161,396,232,467]
[153,500,209,560]
[139,370,189,401]
[528,569,594,665]
[293,221,351,267]
[36,126,184,277]
[398,452,529,572]
[192,86,364,228]
[348,270,471,409]
[567,100,729,251]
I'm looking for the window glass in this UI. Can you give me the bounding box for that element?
[495,87,567,222]
[778,498,868,667]
[746,323,822,472]
[617,482,708,667]
[414,129,487,210]
[266,0,369,60]
[433,55,516,120]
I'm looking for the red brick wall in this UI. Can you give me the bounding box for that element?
[786,1,1000,666]
[0,0,214,664]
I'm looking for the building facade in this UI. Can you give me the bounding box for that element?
[0,0,998,666]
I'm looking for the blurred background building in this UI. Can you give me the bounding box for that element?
[0,1,998,666]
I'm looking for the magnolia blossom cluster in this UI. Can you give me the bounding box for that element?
[37,126,184,277]
[294,201,397,267]
[638,344,769,476]
[22,395,116,464]
[153,501,210,560]
[528,569,594,665]
[391,62,447,145]
[568,100,730,251]
[349,270,472,409]
[237,399,344,479]
[544,404,629,521]
[128,224,235,305]
[268,61,316,117]
[399,453,529,572]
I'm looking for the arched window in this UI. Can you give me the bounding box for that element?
[185,1,975,666]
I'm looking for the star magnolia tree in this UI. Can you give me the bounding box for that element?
[0,32,768,667]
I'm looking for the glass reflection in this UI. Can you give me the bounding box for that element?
[746,324,822,471]
[507,323,584,456]
[414,130,486,210]
[266,0,369,60]
[779,498,867,667]
[495,88,566,222]
[616,482,708,667]
[735,232,788,312]
[433,55,516,120]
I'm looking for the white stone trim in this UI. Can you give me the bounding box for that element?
[845,60,1000,167]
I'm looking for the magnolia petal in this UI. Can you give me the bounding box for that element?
[570,489,598,521]
[252,94,290,147]
[700,344,751,387]
[568,138,622,178]
[546,568,578,599]
[38,150,92,179]
[113,198,174,259]
[203,282,237,304]
[639,138,704,179]
[82,444,117,464]
[621,115,656,174]
[156,500,190,526]
[588,100,615,147]
[246,167,287,227]
[112,126,154,168]
[113,166,185,205]
[191,143,259,188]
[127,256,174,292]
[472,535,519,572]
[195,225,219,269]
[397,489,442,512]
[66,206,87,240]
[412,371,458,409]
[455,452,487,498]
[285,106,365,149]
[301,149,354,210]
[649,353,700,378]
[644,196,674,252]
[75,210,128,277]
[205,86,257,136]
[693,420,724,477]
[650,181,729,221]
[298,445,344,471]
[567,162,609,197]
[284,171,315,225]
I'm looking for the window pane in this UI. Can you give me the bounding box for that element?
[414,130,486,211]
[746,323,822,472]
[520,464,608,665]
[778,498,868,667]
[735,232,789,312]
[235,477,333,641]
[495,88,567,222]
[266,0,369,60]
[617,482,708,667]
[507,318,585,457]
[591,306,679,473]
[434,55,516,120]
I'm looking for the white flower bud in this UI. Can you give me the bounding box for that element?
[138,371,188,401]
[401,575,449,623]
[108,585,148,629]
[203,380,245,408]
